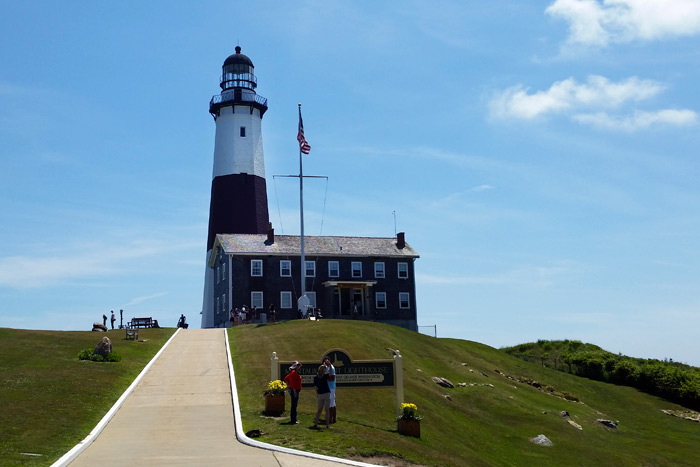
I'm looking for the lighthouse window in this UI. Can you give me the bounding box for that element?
[240,126,246,137]
[251,260,263,277]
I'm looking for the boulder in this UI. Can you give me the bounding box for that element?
[432,377,455,388]
[597,419,618,429]
[93,337,112,357]
[92,322,107,332]
[530,434,553,446]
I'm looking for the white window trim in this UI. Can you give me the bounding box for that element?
[251,291,263,308]
[305,260,316,277]
[251,259,263,277]
[399,292,410,309]
[280,260,291,277]
[374,262,385,278]
[328,261,339,278]
[306,291,317,308]
[281,291,292,309]
[398,262,408,279]
[351,261,362,278]
[375,292,387,309]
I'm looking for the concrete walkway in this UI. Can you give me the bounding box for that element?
[62,329,372,467]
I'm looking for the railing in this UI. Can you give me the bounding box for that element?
[418,325,437,337]
[210,90,267,108]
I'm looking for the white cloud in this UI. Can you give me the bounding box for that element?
[0,239,188,289]
[546,0,700,46]
[489,75,664,119]
[574,109,699,130]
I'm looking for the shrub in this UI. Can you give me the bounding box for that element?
[78,348,121,363]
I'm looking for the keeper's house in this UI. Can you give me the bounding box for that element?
[209,229,419,330]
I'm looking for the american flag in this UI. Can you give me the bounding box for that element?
[297,106,311,155]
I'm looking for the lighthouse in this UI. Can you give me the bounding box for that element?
[201,47,270,328]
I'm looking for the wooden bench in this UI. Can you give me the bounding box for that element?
[130,317,153,328]
[125,327,139,340]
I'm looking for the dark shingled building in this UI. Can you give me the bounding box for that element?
[209,230,419,330]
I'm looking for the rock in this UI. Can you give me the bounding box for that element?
[461,362,469,366]
[560,411,570,417]
[246,429,261,438]
[457,382,468,387]
[597,419,618,429]
[480,372,490,378]
[92,322,107,332]
[531,434,553,446]
[443,394,452,401]
[93,337,112,357]
[567,419,583,430]
[432,377,455,388]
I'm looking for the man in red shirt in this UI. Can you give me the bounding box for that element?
[284,361,303,424]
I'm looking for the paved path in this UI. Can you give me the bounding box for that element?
[65,329,364,467]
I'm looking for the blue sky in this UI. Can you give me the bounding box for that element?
[1,1,699,365]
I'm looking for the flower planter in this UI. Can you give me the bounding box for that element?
[264,394,285,416]
[397,418,421,437]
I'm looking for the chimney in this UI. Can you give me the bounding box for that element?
[396,232,405,249]
[266,225,275,244]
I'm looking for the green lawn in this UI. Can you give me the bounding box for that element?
[0,327,175,466]
[229,320,700,466]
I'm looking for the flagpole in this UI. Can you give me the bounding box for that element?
[298,104,306,302]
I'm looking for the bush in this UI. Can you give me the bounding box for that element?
[78,348,121,363]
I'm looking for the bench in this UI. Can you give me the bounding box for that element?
[125,327,139,340]
[130,317,153,328]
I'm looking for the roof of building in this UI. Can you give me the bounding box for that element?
[223,46,253,67]
[213,233,419,259]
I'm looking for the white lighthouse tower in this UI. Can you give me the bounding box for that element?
[201,47,269,328]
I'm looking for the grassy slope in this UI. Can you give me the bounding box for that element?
[0,327,175,466]
[230,320,700,466]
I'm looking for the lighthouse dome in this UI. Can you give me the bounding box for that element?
[220,46,257,91]
[223,46,254,67]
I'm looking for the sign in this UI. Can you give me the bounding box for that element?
[279,349,395,388]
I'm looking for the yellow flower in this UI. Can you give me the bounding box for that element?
[263,379,287,396]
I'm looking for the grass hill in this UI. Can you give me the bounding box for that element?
[1,323,699,466]
[230,320,700,466]
[0,327,175,466]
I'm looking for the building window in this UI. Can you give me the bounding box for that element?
[398,262,408,279]
[251,259,263,277]
[240,126,246,137]
[281,291,292,309]
[222,262,226,281]
[399,292,410,309]
[305,260,316,277]
[374,262,385,278]
[216,296,220,314]
[328,261,339,278]
[351,261,362,278]
[280,260,291,277]
[306,292,317,308]
[251,291,263,309]
[216,265,220,283]
[376,292,387,309]
[222,293,226,313]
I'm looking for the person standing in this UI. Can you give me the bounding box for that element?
[229,308,235,327]
[312,365,331,429]
[324,356,337,423]
[284,361,302,424]
[110,310,116,330]
[268,303,276,323]
[102,314,107,327]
